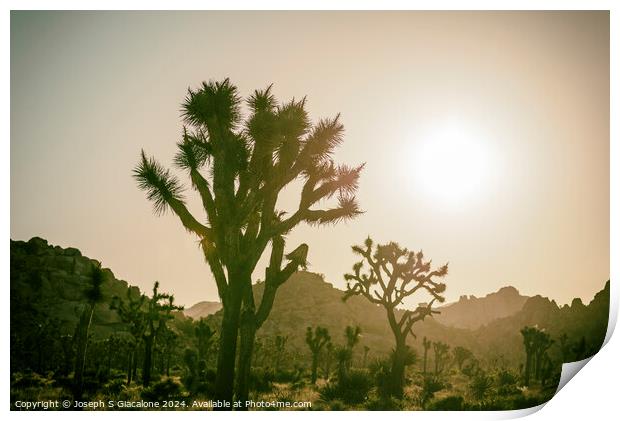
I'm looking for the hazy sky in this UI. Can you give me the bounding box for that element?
[11,11,609,307]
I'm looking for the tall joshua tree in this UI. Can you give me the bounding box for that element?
[134,79,363,405]
[306,326,331,384]
[344,238,448,398]
[73,262,105,399]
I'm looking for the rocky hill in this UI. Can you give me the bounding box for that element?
[183,301,222,319]
[11,237,609,373]
[435,286,529,329]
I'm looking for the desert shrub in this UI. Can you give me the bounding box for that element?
[141,378,183,402]
[418,375,445,409]
[469,371,494,401]
[495,368,519,395]
[12,372,54,389]
[369,358,392,399]
[249,367,275,393]
[365,397,402,411]
[103,378,126,399]
[328,400,346,411]
[511,393,548,409]
[318,369,372,405]
[428,395,464,410]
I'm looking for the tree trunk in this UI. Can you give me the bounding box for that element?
[143,332,154,387]
[390,342,407,398]
[126,350,133,385]
[524,349,531,386]
[74,304,94,399]
[423,347,428,374]
[235,311,256,410]
[311,353,319,384]
[214,285,243,409]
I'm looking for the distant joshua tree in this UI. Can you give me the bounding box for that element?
[306,326,331,384]
[134,79,363,406]
[273,335,288,373]
[432,341,450,375]
[73,262,105,399]
[520,326,553,386]
[141,282,183,387]
[422,337,432,374]
[195,319,216,364]
[452,346,473,372]
[344,237,448,398]
[344,325,361,368]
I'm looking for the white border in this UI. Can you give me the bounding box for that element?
[3,2,618,420]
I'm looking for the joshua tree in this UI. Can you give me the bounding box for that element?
[520,326,536,386]
[141,282,183,386]
[323,342,335,379]
[422,337,431,374]
[195,319,216,364]
[362,345,370,368]
[73,263,105,399]
[533,330,553,381]
[134,79,363,406]
[432,341,450,375]
[306,326,331,384]
[335,346,353,382]
[452,346,473,371]
[344,237,448,398]
[520,325,553,386]
[344,325,361,368]
[273,335,288,373]
[111,288,147,385]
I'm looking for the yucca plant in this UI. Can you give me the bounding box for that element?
[306,326,331,384]
[134,79,363,406]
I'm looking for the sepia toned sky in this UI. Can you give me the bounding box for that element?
[11,11,609,307]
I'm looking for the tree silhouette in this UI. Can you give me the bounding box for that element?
[422,337,432,375]
[134,79,363,406]
[344,237,448,397]
[73,262,105,399]
[195,319,216,364]
[344,325,361,369]
[432,341,450,375]
[110,289,146,385]
[306,326,331,384]
[141,282,183,386]
[452,346,473,371]
[520,325,553,386]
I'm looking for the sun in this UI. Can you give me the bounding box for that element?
[411,125,492,206]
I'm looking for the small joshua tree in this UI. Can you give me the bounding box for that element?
[344,237,448,398]
[344,325,361,369]
[432,341,450,375]
[452,346,473,372]
[141,282,183,387]
[306,326,331,384]
[195,319,216,364]
[422,337,431,374]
